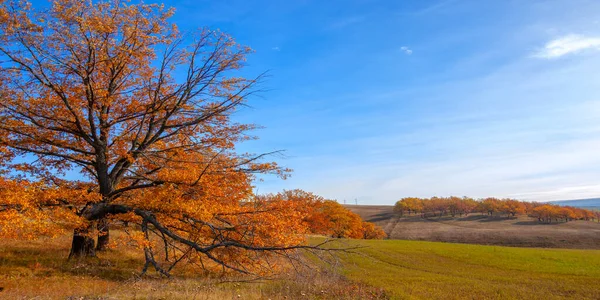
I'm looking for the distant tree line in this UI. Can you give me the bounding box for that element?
[394,197,600,223]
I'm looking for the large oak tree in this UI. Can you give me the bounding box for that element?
[0,0,310,275]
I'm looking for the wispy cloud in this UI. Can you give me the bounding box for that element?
[233,0,600,204]
[328,16,366,30]
[410,0,458,16]
[508,184,600,200]
[253,51,600,203]
[272,46,281,51]
[534,34,600,59]
[400,46,413,55]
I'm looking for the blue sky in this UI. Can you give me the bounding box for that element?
[24,0,600,204]
[164,0,600,204]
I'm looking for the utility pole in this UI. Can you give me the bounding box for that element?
[355,198,358,205]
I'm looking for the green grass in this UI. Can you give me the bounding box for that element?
[315,238,600,300]
[3,233,600,299]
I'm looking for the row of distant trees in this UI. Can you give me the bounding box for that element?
[394,197,600,223]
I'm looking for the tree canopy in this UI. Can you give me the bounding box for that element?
[0,0,315,276]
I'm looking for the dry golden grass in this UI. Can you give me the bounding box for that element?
[0,232,386,299]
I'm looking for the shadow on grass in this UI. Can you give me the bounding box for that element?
[0,245,143,281]
[477,217,515,223]
[513,221,562,226]
[457,215,489,221]
[366,212,396,223]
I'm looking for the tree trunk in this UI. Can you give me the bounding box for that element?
[96,218,110,251]
[69,226,96,258]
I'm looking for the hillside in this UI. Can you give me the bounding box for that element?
[346,205,600,249]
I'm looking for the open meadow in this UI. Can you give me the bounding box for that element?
[3,233,600,299]
[326,238,600,300]
[0,232,386,300]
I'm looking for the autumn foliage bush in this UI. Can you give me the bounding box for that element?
[261,190,386,239]
[394,196,600,223]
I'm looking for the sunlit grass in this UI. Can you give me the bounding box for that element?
[3,232,599,299]
[0,232,386,299]
[317,238,600,299]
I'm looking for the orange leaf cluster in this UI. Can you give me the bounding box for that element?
[262,190,386,239]
[0,178,90,239]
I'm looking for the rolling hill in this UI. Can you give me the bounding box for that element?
[346,205,600,249]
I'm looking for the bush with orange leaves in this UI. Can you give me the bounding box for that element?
[262,190,386,239]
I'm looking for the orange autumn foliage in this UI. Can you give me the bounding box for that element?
[0,178,92,239]
[394,196,599,223]
[263,190,386,240]
[0,0,313,276]
[361,221,387,240]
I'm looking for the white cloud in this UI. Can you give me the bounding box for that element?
[400,46,413,55]
[272,46,280,51]
[534,34,600,59]
[507,184,600,201]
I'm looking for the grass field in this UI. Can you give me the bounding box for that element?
[346,205,600,249]
[323,238,600,299]
[2,233,600,299]
[0,233,385,299]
